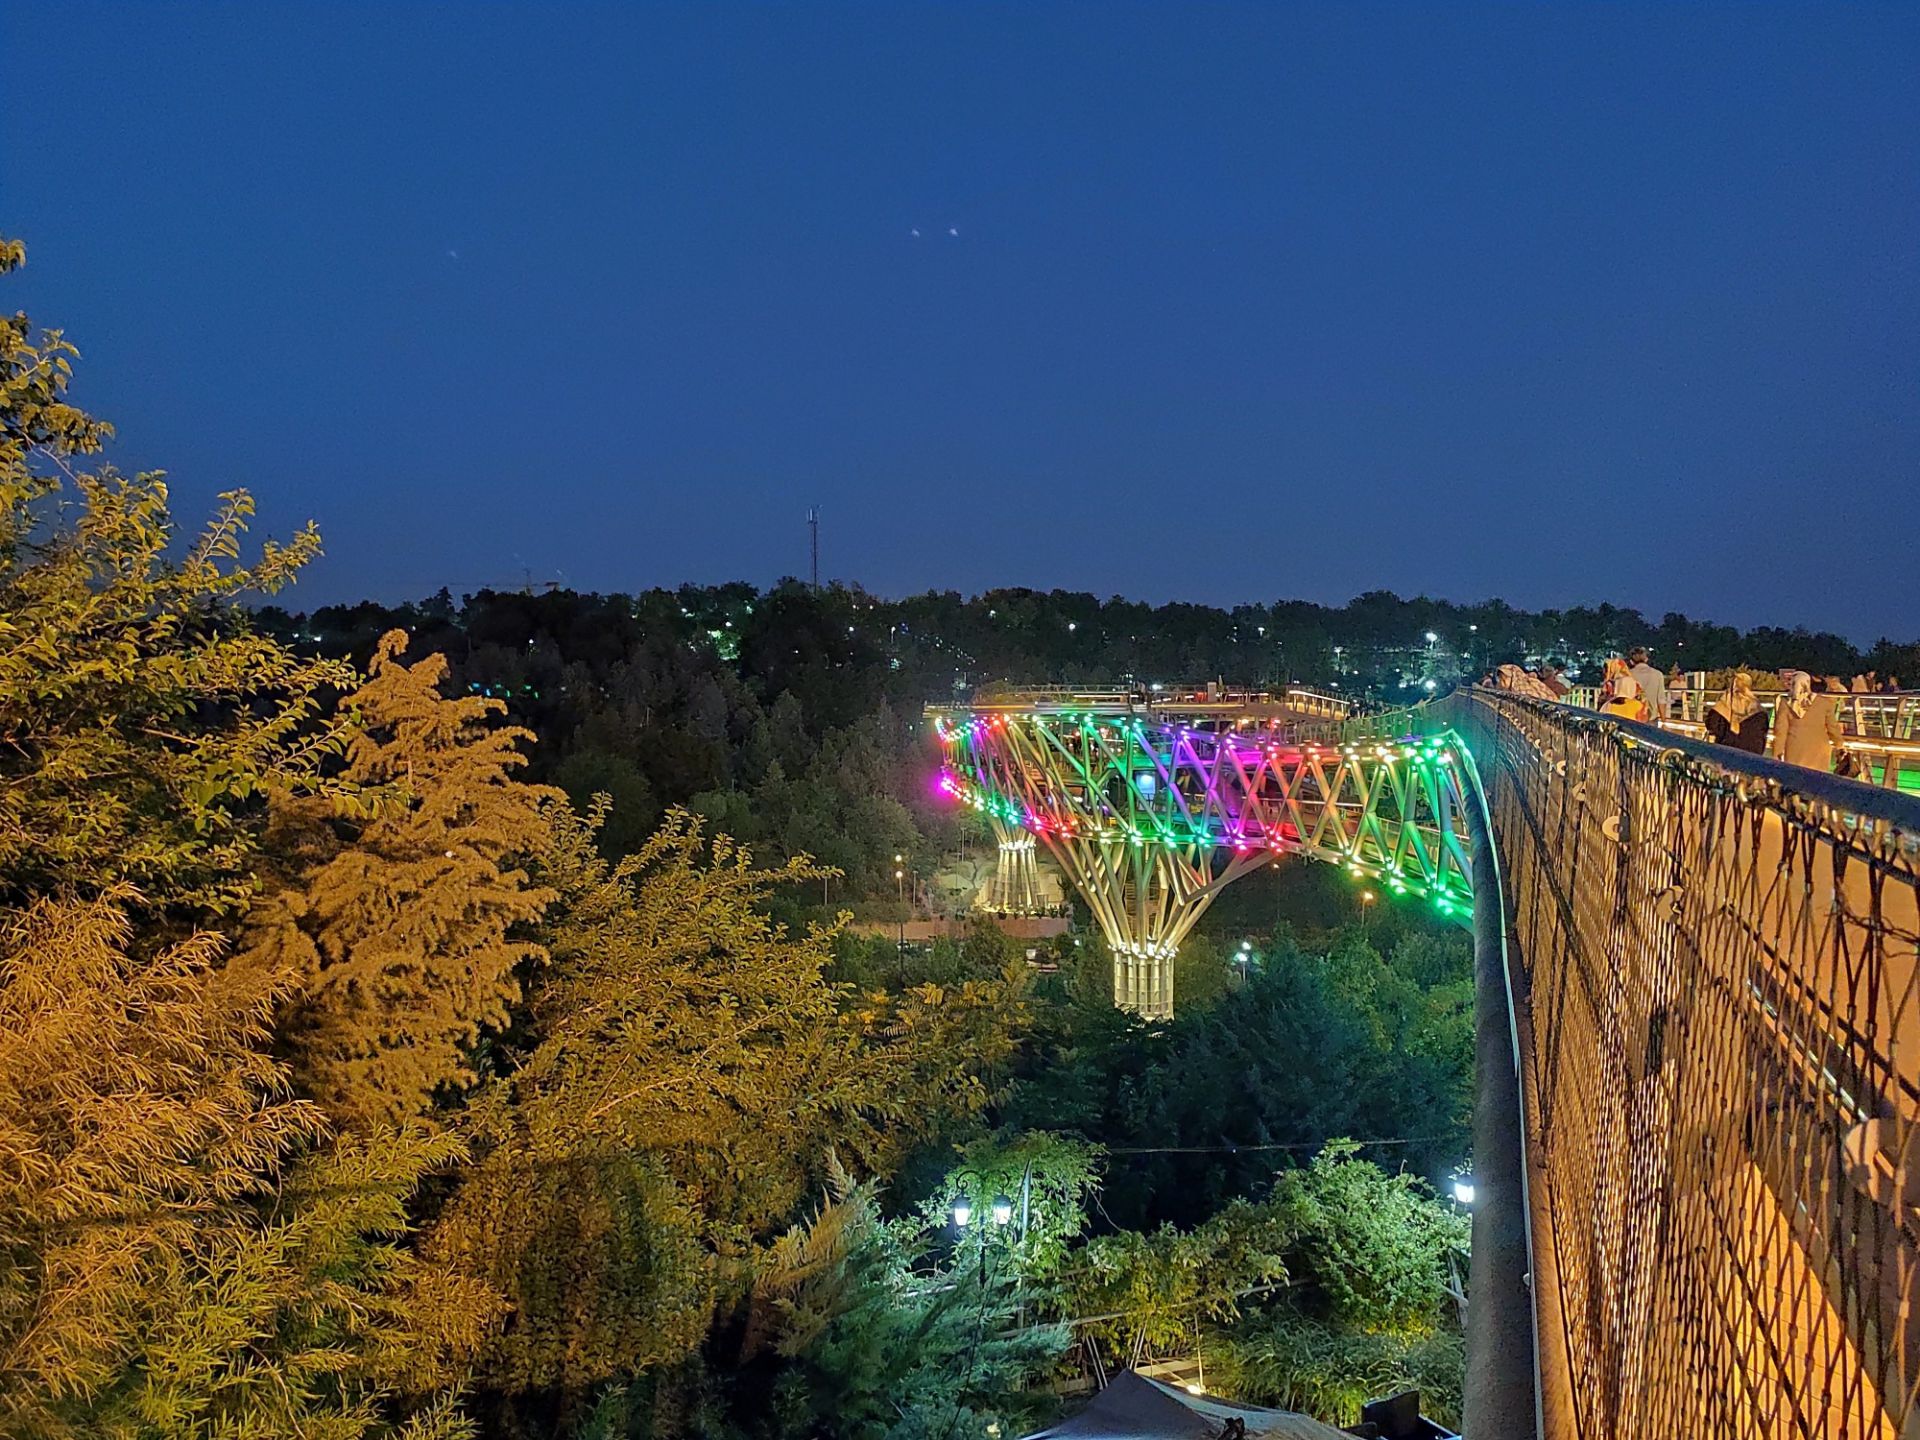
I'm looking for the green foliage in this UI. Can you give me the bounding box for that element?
[831,919,1025,993]
[1002,926,1473,1231]
[1172,933,1234,1013]
[753,1155,1068,1440]
[1210,1312,1465,1430]
[0,240,351,913]
[919,1131,1103,1280]
[551,748,658,859]
[242,630,557,1129]
[1269,1140,1468,1334]
[1061,1200,1294,1365]
[1196,1143,1469,1429]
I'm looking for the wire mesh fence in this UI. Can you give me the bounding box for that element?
[1403,690,1920,1438]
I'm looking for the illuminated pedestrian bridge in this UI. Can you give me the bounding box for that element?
[931,685,1920,1440]
[931,696,1474,1016]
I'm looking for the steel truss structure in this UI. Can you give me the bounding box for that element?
[933,705,1474,1017]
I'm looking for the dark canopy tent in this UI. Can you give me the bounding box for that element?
[1021,1371,1351,1440]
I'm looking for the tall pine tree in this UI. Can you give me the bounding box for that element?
[245,630,557,1129]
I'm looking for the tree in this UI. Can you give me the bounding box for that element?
[0,239,352,915]
[0,897,495,1439]
[242,630,557,1129]
[429,806,1028,1397]
[752,1153,1068,1440]
[1002,926,1472,1231]
[1268,1140,1467,1335]
[1060,1200,1294,1370]
[1205,1143,1470,1429]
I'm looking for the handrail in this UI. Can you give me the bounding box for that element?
[1378,688,1920,1439]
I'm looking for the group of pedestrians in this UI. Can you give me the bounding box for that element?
[1488,648,1900,780]
[1595,654,1856,775]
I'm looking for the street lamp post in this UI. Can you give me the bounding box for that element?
[1360,890,1376,931]
[951,1162,1034,1285]
[894,854,906,951]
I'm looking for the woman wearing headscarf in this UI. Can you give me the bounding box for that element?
[1599,657,1647,722]
[1704,672,1768,754]
[1769,669,1843,771]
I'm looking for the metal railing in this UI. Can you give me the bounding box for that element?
[1375,691,1920,1438]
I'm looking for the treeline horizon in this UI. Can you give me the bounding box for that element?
[262,579,1917,697]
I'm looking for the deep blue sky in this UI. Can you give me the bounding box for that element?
[4,4,1916,639]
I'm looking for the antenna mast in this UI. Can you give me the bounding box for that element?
[807,507,819,588]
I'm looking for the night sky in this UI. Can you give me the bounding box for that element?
[3,4,1915,638]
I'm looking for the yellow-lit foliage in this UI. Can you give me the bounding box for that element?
[0,239,352,915]
[244,631,557,1128]
[430,806,1027,1390]
[0,897,493,1439]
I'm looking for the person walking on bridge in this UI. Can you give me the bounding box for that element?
[1770,670,1843,772]
[1705,672,1768,754]
[1628,648,1667,724]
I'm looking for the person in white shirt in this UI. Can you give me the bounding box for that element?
[1627,648,1667,724]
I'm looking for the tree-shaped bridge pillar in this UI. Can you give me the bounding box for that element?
[985,817,1040,914]
[1045,832,1263,1019]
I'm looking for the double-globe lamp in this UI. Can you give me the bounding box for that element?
[952,1194,1016,1228]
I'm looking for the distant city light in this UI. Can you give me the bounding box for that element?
[1425,631,1438,643]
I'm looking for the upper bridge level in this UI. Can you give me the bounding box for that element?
[940,682,1354,728]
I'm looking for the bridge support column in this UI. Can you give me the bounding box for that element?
[986,819,1040,914]
[1036,836,1263,1021]
[1112,939,1178,1019]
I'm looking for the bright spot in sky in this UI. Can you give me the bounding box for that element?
[445,249,460,261]
[910,228,920,237]
[947,226,958,236]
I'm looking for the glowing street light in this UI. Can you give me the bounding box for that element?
[990,1195,1015,1226]
[952,1197,973,1227]
[1452,1176,1476,1207]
